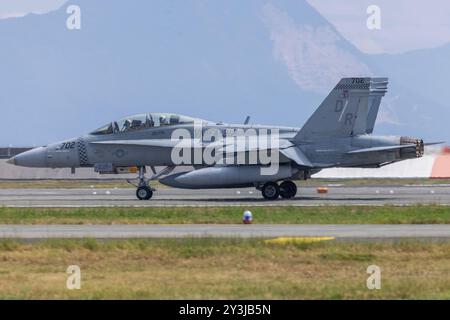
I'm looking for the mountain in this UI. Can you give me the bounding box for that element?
[369,43,450,109]
[0,0,447,146]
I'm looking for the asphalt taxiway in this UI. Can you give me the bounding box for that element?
[0,224,449,240]
[0,185,449,207]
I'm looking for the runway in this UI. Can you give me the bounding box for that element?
[1,224,450,240]
[0,185,450,207]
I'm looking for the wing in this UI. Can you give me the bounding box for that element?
[91,138,313,167]
[279,147,313,167]
[217,136,294,153]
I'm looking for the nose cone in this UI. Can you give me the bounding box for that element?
[11,147,48,167]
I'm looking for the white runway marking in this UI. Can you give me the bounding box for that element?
[1,224,450,240]
[0,185,449,207]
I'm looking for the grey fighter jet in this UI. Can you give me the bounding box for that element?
[7,77,432,200]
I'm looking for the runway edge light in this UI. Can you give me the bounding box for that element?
[243,210,253,224]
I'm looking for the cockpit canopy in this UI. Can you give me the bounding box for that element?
[91,113,197,135]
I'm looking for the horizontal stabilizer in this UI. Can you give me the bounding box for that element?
[347,144,416,154]
[424,141,445,146]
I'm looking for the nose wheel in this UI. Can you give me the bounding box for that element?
[136,185,153,200]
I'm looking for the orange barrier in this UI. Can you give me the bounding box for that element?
[317,187,329,194]
[431,155,450,178]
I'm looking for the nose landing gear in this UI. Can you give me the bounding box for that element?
[128,166,174,200]
[135,166,153,200]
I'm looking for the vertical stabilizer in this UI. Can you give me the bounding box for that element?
[294,77,388,141]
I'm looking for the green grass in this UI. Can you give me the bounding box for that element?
[1,205,450,224]
[0,238,449,299]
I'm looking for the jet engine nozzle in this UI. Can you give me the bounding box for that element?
[400,136,424,159]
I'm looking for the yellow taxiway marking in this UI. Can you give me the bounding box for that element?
[264,237,335,245]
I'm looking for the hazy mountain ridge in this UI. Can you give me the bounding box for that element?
[369,42,450,108]
[0,0,447,145]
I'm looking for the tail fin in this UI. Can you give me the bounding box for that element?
[294,77,388,141]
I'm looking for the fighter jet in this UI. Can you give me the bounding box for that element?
[7,77,431,200]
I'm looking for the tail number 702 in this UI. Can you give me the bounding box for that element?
[352,78,365,84]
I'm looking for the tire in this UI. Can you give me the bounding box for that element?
[136,186,153,200]
[261,182,280,200]
[280,180,297,199]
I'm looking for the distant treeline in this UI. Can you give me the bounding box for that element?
[0,148,31,159]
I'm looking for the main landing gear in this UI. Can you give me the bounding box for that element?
[128,166,174,200]
[260,180,297,200]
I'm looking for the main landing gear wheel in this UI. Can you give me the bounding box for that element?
[136,186,153,200]
[280,180,297,199]
[261,182,280,200]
